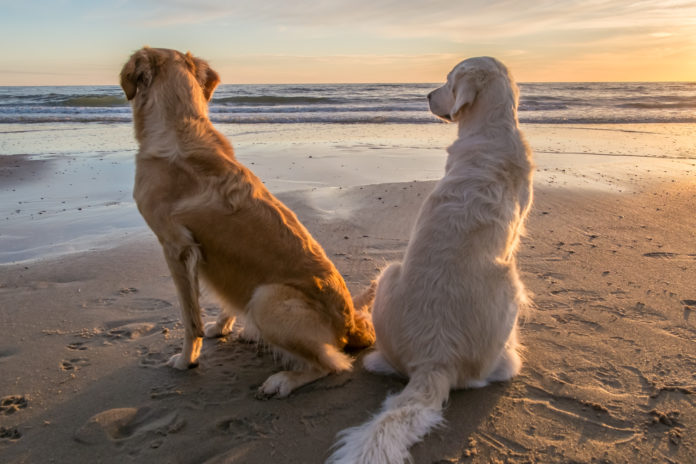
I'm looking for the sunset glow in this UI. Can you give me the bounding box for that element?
[1,0,695,85]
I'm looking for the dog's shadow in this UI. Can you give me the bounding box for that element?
[410,382,510,462]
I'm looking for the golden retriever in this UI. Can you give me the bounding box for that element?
[328,57,534,463]
[119,47,374,398]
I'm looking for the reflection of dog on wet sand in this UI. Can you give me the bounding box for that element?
[120,47,374,398]
[329,57,534,463]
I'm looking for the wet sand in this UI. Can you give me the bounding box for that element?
[1,123,695,463]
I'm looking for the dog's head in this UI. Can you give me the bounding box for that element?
[120,47,220,103]
[428,57,517,123]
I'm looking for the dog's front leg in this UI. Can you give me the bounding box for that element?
[163,245,205,369]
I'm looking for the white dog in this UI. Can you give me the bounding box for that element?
[328,57,534,463]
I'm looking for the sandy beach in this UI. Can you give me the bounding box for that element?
[1,122,695,463]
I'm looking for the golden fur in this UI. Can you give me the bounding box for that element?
[120,47,374,398]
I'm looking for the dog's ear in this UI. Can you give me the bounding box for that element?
[186,52,220,101]
[200,65,220,101]
[449,73,480,120]
[120,48,153,100]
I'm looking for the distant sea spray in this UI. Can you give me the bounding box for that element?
[0,82,694,125]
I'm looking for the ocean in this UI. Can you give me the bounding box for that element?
[1,82,695,125]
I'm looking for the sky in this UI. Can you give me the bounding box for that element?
[1,0,695,85]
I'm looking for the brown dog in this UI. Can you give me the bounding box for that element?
[120,47,374,397]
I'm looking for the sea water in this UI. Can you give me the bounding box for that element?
[1,82,695,126]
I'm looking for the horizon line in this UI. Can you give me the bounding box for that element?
[1,80,695,87]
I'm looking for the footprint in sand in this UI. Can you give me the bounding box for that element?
[66,341,88,351]
[90,297,118,308]
[118,287,138,295]
[521,386,636,445]
[0,346,19,360]
[648,409,684,446]
[0,426,22,441]
[125,298,173,312]
[74,406,185,445]
[215,412,279,441]
[69,320,167,350]
[0,395,28,415]
[105,322,158,341]
[90,288,173,313]
[571,363,651,397]
[643,251,678,258]
[643,252,696,261]
[60,358,90,371]
[649,409,682,428]
[137,346,170,368]
[149,386,184,400]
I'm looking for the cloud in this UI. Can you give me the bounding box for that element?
[5,0,695,83]
[216,52,462,83]
[115,0,696,82]
[123,0,696,41]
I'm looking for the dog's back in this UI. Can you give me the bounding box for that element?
[329,56,533,464]
[121,47,374,397]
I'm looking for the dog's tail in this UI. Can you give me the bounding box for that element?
[327,366,451,464]
[352,280,377,312]
[345,281,377,349]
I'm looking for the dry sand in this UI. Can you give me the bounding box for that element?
[1,124,695,463]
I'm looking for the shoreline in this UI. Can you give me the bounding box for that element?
[1,122,695,265]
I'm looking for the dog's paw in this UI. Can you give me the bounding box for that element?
[166,353,198,370]
[464,378,489,389]
[363,350,399,375]
[204,321,227,338]
[256,372,293,399]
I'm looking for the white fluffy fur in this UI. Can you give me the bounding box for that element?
[327,57,534,464]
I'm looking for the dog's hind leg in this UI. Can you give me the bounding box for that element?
[363,350,399,376]
[204,311,236,338]
[485,328,522,383]
[162,243,205,370]
[246,284,353,398]
[460,329,521,389]
[360,262,403,376]
[257,367,331,399]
